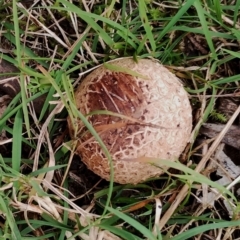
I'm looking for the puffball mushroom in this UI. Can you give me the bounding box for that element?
[68,58,192,184]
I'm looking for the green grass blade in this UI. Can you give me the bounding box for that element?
[99,224,142,240]
[136,33,148,55]
[193,0,216,58]
[12,109,22,172]
[233,0,240,26]
[222,48,240,58]
[29,164,67,177]
[138,0,156,52]
[171,220,240,240]
[17,217,73,231]
[213,0,222,22]
[12,0,30,136]
[172,26,234,39]
[211,74,240,85]
[156,0,195,42]
[105,206,157,240]
[0,196,22,240]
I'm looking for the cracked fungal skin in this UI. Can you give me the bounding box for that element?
[68,58,192,184]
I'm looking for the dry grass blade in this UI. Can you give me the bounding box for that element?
[44,130,55,185]
[41,179,99,219]
[33,102,64,171]
[17,3,69,48]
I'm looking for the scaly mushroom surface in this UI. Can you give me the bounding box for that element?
[68,58,192,184]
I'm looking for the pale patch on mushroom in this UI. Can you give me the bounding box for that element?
[68,58,192,184]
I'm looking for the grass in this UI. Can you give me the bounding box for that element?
[1,0,240,239]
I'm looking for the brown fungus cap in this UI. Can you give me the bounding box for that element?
[68,58,192,184]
